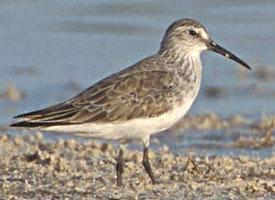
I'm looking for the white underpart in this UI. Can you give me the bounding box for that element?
[42,99,195,145]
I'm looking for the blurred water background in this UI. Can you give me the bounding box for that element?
[0,0,275,157]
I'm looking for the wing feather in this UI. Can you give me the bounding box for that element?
[11,60,179,127]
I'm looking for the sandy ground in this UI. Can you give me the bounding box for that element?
[0,133,274,200]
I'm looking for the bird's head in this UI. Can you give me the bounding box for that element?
[160,18,251,70]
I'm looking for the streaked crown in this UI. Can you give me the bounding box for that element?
[160,19,209,54]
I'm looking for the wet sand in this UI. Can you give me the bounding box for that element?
[0,134,274,200]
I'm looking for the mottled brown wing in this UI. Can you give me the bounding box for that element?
[70,70,175,123]
[12,69,176,126]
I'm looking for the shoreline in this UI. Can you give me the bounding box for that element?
[0,134,274,199]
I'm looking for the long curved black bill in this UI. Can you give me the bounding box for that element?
[207,40,251,70]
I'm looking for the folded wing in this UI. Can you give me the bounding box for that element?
[11,69,176,128]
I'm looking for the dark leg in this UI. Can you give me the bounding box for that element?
[116,148,124,187]
[142,146,156,184]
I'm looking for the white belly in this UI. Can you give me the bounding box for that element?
[42,98,195,142]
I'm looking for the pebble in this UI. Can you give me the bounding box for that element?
[1,83,25,101]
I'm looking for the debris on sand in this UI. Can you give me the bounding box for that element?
[231,129,274,149]
[0,83,25,101]
[0,135,274,199]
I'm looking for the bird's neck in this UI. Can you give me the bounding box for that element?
[159,42,202,60]
[159,47,202,72]
[159,47,202,88]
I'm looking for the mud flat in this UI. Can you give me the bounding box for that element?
[0,133,274,200]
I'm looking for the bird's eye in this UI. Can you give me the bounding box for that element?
[188,29,198,36]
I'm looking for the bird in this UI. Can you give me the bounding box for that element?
[10,18,251,186]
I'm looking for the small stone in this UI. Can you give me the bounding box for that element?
[162,144,170,152]
[0,134,9,143]
[3,83,25,101]
[34,131,44,141]
[100,143,109,152]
